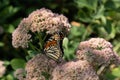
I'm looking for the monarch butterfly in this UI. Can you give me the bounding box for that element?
[44,32,64,62]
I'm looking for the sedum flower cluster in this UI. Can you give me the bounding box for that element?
[0,60,6,78]
[76,38,119,67]
[12,8,70,48]
[52,60,99,80]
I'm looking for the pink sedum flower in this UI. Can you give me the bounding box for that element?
[28,8,70,34]
[76,38,120,67]
[25,54,57,80]
[0,61,6,78]
[12,8,70,48]
[14,68,25,80]
[52,60,99,80]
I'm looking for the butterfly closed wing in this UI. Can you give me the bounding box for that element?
[44,32,64,62]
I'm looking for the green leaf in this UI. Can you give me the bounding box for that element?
[0,6,20,23]
[4,61,10,66]
[6,74,14,80]
[0,42,4,47]
[6,24,15,33]
[63,37,69,49]
[98,27,108,38]
[0,0,10,10]
[105,0,120,9]
[92,5,105,19]
[114,43,120,54]
[26,50,38,60]
[10,58,26,70]
[27,50,37,58]
[109,25,116,39]
[105,72,116,80]
[102,0,108,4]
[112,67,120,77]
[101,15,106,25]
[70,26,82,36]
[75,0,98,10]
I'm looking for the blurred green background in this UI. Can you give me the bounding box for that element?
[0,0,120,79]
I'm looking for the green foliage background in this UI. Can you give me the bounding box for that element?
[0,0,120,79]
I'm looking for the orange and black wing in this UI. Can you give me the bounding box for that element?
[44,33,64,62]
